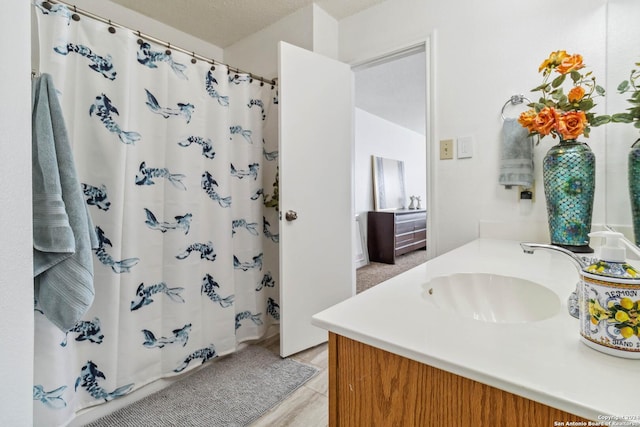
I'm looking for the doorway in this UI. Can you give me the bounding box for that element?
[352,42,433,290]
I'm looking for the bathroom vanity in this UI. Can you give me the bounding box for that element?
[328,333,586,426]
[312,239,640,426]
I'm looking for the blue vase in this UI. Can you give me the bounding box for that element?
[542,139,595,253]
[629,138,640,246]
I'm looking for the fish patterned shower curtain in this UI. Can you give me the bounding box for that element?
[33,2,279,425]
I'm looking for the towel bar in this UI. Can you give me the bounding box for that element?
[501,94,531,120]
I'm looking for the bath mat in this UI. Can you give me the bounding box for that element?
[85,345,319,427]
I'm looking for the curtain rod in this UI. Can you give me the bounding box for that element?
[41,0,277,87]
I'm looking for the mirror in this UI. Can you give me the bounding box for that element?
[605,0,640,244]
[372,156,407,211]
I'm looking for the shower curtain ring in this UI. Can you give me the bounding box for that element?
[72,5,80,22]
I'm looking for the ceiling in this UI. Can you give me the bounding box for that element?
[108,0,425,135]
[109,0,387,48]
[355,50,426,135]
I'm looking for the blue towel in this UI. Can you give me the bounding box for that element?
[498,118,534,188]
[32,73,98,331]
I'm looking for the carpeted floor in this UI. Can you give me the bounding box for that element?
[85,345,318,427]
[356,249,428,294]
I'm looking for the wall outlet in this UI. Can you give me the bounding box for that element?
[440,139,454,160]
[519,183,535,202]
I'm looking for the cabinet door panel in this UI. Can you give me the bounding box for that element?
[330,334,589,427]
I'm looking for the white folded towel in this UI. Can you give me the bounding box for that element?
[498,118,534,188]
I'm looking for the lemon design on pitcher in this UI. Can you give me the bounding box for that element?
[586,261,607,274]
[588,299,610,323]
[585,261,638,278]
[620,327,634,339]
[620,297,634,310]
[588,297,640,340]
[615,310,630,323]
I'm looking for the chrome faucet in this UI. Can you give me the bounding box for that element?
[520,242,594,319]
[519,242,592,272]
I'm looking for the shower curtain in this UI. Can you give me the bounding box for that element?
[32,2,279,425]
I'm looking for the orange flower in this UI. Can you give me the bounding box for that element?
[518,109,538,132]
[568,86,585,103]
[557,111,588,140]
[556,54,585,75]
[532,107,558,136]
[520,51,609,141]
[538,50,568,72]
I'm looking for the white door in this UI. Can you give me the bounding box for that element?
[278,42,355,357]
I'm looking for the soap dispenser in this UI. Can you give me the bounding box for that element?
[580,231,640,359]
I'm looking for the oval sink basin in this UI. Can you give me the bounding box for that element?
[423,273,561,323]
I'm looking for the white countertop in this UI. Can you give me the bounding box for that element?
[311,238,640,425]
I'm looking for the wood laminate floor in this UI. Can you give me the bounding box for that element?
[250,336,329,427]
[252,251,426,426]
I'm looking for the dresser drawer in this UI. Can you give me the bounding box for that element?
[395,230,426,251]
[396,212,426,223]
[368,210,427,264]
[413,229,427,242]
[395,230,416,245]
[395,238,427,256]
[395,217,427,234]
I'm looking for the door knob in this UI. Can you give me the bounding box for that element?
[285,210,298,221]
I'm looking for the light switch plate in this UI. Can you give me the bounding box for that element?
[457,136,473,159]
[440,139,454,160]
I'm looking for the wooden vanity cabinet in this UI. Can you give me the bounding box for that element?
[367,209,426,264]
[328,333,590,427]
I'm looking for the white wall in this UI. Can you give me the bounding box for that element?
[225,4,339,80]
[605,0,640,238]
[226,0,610,256]
[0,1,33,425]
[355,108,426,219]
[312,5,339,59]
[224,5,314,80]
[341,0,608,255]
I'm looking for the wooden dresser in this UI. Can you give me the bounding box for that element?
[367,209,426,264]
